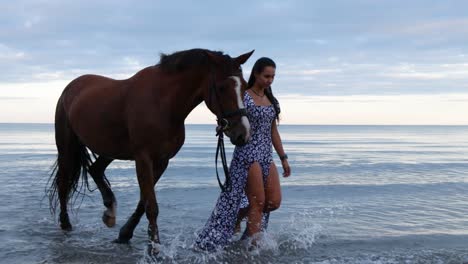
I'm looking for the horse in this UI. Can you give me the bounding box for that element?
[47,48,254,253]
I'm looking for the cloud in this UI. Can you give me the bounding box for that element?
[296,39,329,45]
[272,59,468,96]
[186,93,468,125]
[380,63,468,80]
[23,16,42,29]
[392,18,468,36]
[0,43,26,61]
[0,78,466,125]
[1,0,468,124]
[0,96,39,100]
[278,93,468,125]
[282,69,343,76]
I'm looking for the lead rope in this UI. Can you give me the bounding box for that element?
[215,125,231,192]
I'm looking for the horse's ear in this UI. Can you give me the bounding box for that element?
[235,50,255,65]
[205,50,225,65]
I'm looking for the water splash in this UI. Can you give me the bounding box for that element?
[277,210,324,251]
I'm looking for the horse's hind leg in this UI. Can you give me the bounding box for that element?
[56,165,73,231]
[53,99,87,231]
[115,159,168,245]
[54,116,73,230]
[88,156,116,227]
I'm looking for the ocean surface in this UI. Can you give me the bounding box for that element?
[1,123,468,264]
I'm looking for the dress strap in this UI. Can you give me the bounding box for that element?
[244,90,254,107]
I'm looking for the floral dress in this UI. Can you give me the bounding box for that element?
[195,91,276,251]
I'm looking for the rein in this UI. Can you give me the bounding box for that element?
[208,71,248,192]
[215,126,230,192]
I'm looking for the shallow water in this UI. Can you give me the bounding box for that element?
[1,124,468,263]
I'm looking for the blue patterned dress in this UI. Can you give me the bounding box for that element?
[195,91,277,251]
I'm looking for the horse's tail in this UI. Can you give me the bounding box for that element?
[47,95,93,215]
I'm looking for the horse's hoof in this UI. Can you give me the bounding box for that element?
[60,222,72,231]
[147,242,161,256]
[102,213,116,227]
[113,237,130,244]
[59,212,72,231]
[60,219,72,231]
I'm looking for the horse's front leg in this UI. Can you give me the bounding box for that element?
[115,195,144,243]
[115,159,168,245]
[134,154,164,255]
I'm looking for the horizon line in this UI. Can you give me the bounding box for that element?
[1,122,468,126]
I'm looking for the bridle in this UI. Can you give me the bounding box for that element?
[207,72,248,192]
[210,76,248,132]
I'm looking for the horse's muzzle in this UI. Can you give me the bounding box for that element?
[230,133,248,146]
[226,126,250,146]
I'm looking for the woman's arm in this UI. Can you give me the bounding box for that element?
[272,120,291,177]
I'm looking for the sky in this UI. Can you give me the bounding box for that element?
[1,0,467,125]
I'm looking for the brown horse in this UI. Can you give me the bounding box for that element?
[47,48,254,253]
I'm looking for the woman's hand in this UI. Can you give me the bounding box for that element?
[281,159,291,177]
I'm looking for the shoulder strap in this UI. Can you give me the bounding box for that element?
[244,91,253,107]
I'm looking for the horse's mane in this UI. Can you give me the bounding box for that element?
[158,49,227,72]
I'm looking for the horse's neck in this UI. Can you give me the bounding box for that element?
[164,71,208,123]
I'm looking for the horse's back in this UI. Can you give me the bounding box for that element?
[62,74,122,102]
[58,74,133,158]
[55,66,186,160]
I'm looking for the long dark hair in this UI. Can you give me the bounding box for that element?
[247,57,281,122]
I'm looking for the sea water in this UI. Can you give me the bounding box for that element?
[1,124,468,263]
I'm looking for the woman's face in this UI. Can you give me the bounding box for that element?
[254,66,276,89]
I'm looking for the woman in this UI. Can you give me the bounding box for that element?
[195,57,291,251]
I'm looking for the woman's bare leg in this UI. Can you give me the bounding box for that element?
[264,162,282,213]
[246,162,265,237]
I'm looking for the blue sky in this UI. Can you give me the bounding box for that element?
[1,0,467,124]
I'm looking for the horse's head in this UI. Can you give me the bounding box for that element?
[204,50,254,146]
